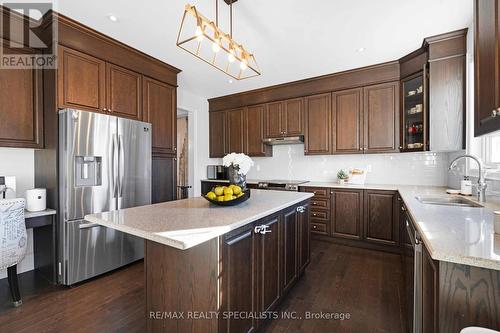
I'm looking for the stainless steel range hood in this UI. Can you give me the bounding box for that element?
[263,136,304,145]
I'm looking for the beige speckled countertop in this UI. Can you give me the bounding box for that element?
[300,182,500,271]
[85,190,313,250]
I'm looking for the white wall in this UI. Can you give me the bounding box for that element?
[0,148,35,278]
[177,88,221,196]
[247,145,449,186]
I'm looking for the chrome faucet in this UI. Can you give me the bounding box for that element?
[448,154,487,203]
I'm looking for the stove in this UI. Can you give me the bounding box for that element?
[257,180,309,191]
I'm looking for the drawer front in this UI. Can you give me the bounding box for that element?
[310,198,329,210]
[311,222,328,235]
[310,210,329,220]
[302,187,329,199]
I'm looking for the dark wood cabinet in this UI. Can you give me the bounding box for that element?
[282,206,298,294]
[298,202,310,274]
[265,101,283,138]
[142,76,176,156]
[264,98,304,138]
[209,110,227,158]
[332,88,363,153]
[0,44,43,148]
[245,105,271,156]
[256,214,281,314]
[58,46,106,112]
[363,82,399,153]
[219,201,310,332]
[152,156,177,203]
[305,93,332,155]
[106,63,142,120]
[422,243,439,333]
[225,108,245,154]
[219,225,257,333]
[363,190,398,247]
[283,98,304,136]
[474,0,500,136]
[330,189,363,240]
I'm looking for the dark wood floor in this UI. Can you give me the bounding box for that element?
[0,241,406,333]
[264,241,407,333]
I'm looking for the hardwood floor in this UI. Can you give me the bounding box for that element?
[0,241,406,333]
[0,262,145,333]
[263,241,407,333]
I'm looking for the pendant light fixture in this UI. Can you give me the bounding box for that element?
[176,0,261,80]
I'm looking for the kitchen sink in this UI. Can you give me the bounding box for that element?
[415,196,483,208]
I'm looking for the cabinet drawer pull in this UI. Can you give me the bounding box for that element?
[493,109,499,117]
[254,225,271,235]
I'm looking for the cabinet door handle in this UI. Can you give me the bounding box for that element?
[493,109,499,117]
[359,147,363,151]
[254,225,271,235]
[103,108,108,111]
[296,206,306,213]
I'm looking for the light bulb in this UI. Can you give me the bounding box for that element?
[195,25,204,42]
[212,41,220,53]
[240,60,247,70]
[228,50,236,63]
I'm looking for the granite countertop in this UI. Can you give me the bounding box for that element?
[202,179,260,184]
[85,190,313,250]
[397,186,500,271]
[300,182,500,270]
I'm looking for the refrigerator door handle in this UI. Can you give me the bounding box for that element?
[118,134,125,198]
[111,134,119,198]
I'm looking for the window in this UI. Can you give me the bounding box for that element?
[484,135,500,165]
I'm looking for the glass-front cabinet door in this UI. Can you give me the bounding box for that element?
[401,72,427,151]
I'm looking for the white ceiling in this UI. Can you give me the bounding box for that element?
[57,0,473,99]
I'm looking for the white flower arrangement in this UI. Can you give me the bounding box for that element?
[222,153,254,175]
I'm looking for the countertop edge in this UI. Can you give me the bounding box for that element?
[85,193,314,250]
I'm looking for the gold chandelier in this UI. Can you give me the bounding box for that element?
[176,0,261,80]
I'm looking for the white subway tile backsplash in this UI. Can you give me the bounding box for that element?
[246,144,449,186]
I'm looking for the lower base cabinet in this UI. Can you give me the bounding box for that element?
[219,201,310,333]
[302,186,399,252]
[152,155,176,203]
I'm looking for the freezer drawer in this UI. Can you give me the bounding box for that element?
[65,219,143,285]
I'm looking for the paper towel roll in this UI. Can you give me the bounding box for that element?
[26,188,46,212]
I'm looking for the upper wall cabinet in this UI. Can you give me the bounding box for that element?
[264,98,304,138]
[226,108,246,154]
[363,82,399,153]
[142,76,176,156]
[474,0,500,136]
[305,93,332,155]
[0,42,43,148]
[106,63,142,120]
[209,110,227,158]
[58,46,143,121]
[246,105,272,157]
[332,88,363,154]
[426,29,466,150]
[58,46,106,113]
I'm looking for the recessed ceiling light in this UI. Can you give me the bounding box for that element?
[357,47,366,53]
[107,15,118,22]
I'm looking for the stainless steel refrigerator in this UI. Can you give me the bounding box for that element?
[58,109,151,285]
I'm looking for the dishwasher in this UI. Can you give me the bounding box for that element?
[404,209,422,333]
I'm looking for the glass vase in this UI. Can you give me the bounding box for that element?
[227,165,246,189]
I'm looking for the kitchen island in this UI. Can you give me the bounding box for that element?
[85,190,313,333]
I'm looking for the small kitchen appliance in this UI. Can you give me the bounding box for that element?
[207,165,227,180]
[26,188,46,212]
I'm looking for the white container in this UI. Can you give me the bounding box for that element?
[26,188,46,212]
[494,211,500,235]
[460,177,473,196]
